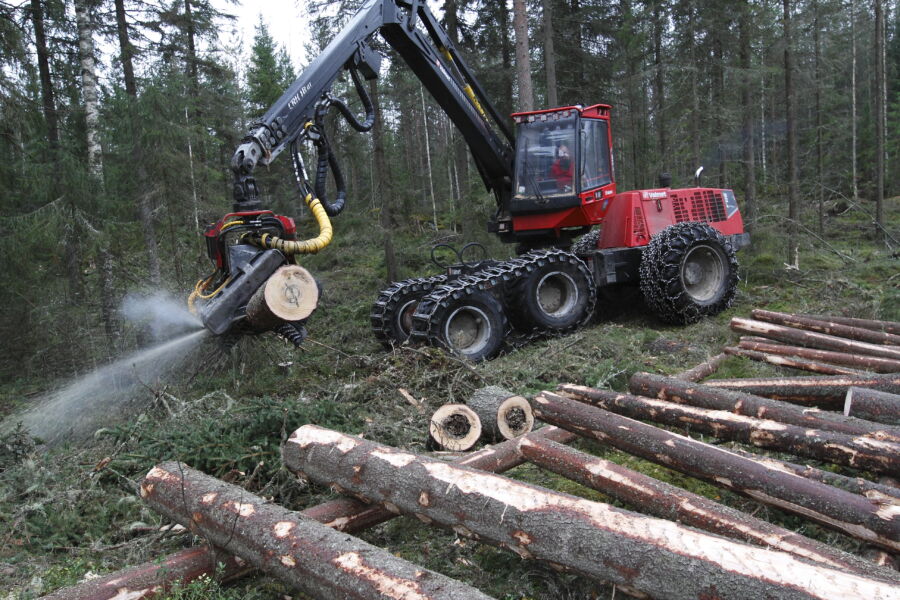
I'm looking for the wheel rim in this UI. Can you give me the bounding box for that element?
[394,299,418,338]
[444,305,492,355]
[680,244,725,303]
[535,271,579,317]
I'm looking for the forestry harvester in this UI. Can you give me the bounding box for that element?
[189,0,749,360]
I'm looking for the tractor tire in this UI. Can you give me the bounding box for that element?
[370,275,446,347]
[639,222,738,325]
[429,291,507,362]
[571,228,602,257]
[508,250,596,333]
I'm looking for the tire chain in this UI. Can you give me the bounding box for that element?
[639,222,738,325]
[370,274,449,344]
[410,248,595,351]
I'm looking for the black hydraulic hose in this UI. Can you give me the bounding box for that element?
[314,134,347,217]
[330,67,375,132]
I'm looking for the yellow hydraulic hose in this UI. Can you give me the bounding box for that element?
[250,193,333,255]
[440,47,488,120]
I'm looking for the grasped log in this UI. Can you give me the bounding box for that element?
[705,372,900,408]
[42,426,577,600]
[517,436,899,581]
[724,346,866,375]
[673,352,728,382]
[752,309,900,346]
[846,387,900,426]
[726,446,900,504]
[531,391,900,551]
[731,317,900,360]
[429,404,481,451]
[738,339,900,373]
[140,462,495,600]
[245,264,319,330]
[802,314,900,336]
[468,386,534,441]
[625,373,900,441]
[284,425,900,600]
[558,386,900,475]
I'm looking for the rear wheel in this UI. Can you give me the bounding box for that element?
[639,222,738,324]
[370,276,445,347]
[430,291,507,362]
[509,250,596,333]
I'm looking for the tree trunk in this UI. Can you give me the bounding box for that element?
[674,352,728,382]
[498,0,514,118]
[467,386,533,441]
[740,1,756,230]
[284,425,900,599]
[813,0,824,234]
[369,79,398,282]
[140,462,495,600]
[512,0,533,111]
[851,0,859,204]
[845,387,900,426]
[624,373,900,440]
[75,0,102,178]
[874,0,885,240]
[652,1,666,166]
[517,436,898,581]
[532,391,900,551]
[30,0,58,150]
[558,386,900,475]
[114,0,138,97]
[783,0,799,268]
[245,265,319,331]
[724,346,867,376]
[704,372,900,407]
[731,317,900,360]
[737,339,900,373]
[98,245,119,350]
[801,314,900,335]
[751,309,900,346]
[542,0,558,107]
[428,404,482,451]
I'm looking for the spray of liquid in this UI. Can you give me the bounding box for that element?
[3,292,211,446]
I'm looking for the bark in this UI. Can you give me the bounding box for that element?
[813,0,823,233]
[532,391,900,551]
[468,386,534,441]
[652,1,666,164]
[674,353,728,382]
[739,2,756,230]
[30,0,58,149]
[40,426,577,599]
[285,425,900,599]
[517,436,899,581]
[801,315,900,335]
[98,246,119,348]
[542,0,558,107]
[724,346,867,376]
[783,0,799,268]
[751,309,900,346]
[738,339,900,373]
[851,0,859,203]
[75,0,102,177]
[624,373,900,441]
[370,79,397,281]
[846,387,900,426]
[731,317,900,360]
[512,0,533,111]
[114,0,137,97]
[140,462,494,600]
[874,0,885,240]
[558,386,900,475]
[429,404,481,451]
[704,372,900,408]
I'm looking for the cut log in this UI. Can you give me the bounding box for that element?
[724,346,867,375]
[467,386,534,441]
[731,317,900,360]
[43,426,576,600]
[801,314,900,335]
[531,391,900,551]
[704,372,900,408]
[429,404,482,451]
[846,387,900,426]
[752,309,900,346]
[245,264,318,330]
[558,386,900,475]
[624,373,900,441]
[284,425,900,600]
[673,352,728,382]
[140,462,496,600]
[738,339,900,373]
[516,436,900,581]
[726,446,900,504]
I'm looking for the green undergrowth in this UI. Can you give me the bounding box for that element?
[1,200,897,598]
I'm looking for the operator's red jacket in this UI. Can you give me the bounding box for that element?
[550,159,573,189]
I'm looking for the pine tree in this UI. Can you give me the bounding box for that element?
[246,18,295,115]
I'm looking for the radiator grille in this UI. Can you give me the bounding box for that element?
[671,190,727,223]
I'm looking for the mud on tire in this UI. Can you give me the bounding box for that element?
[639,222,738,325]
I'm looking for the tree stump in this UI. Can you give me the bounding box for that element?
[246,264,318,331]
[468,386,534,441]
[428,404,481,451]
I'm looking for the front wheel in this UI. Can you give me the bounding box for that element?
[639,222,738,324]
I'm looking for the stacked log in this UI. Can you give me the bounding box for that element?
[731,317,900,361]
[673,352,727,382]
[845,387,900,426]
[283,425,900,599]
[531,390,900,551]
[738,339,900,373]
[704,372,900,408]
[467,386,534,441]
[140,462,495,600]
[801,314,900,335]
[751,309,900,347]
[556,386,900,475]
[428,404,482,451]
[723,346,866,375]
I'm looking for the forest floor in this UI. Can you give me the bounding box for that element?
[1,198,898,599]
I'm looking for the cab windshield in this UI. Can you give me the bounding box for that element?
[514,117,577,200]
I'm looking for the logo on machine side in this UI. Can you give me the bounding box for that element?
[288,82,313,109]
